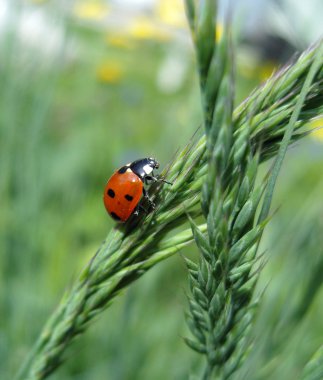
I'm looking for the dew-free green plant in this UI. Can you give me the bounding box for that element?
[15,1,323,379]
[183,1,322,379]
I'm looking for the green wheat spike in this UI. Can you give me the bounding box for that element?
[183,0,323,379]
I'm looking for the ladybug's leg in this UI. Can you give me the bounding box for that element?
[145,175,172,185]
[133,204,148,217]
[144,175,158,184]
[142,187,155,209]
[139,204,149,213]
[160,178,172,185]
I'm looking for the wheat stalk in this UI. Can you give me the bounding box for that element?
[15,6,323,380]
[183,1,323,379]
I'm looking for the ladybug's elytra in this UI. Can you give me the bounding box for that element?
[103,157,170,222]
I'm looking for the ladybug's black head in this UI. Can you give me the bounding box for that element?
[148,157,159,169]
[129,157,160,179]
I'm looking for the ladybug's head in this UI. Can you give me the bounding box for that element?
[148,157,159,169]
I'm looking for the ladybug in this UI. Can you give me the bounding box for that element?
[103,157,170,222]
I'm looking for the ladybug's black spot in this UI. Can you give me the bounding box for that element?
[107,188,115,198]
[110,212,121,221]
[118,166,128,174]
[124,194,133,201]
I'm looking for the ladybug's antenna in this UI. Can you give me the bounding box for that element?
[159,178,172,185]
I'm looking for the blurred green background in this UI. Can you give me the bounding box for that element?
[0,1,322,379]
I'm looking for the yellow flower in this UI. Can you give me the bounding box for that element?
[128,17,171,42]
[74,1,108,20]
[105,34,134,49]
[310,117,323,142]
[157,0,186,28]
[215,24,223,42]
[96,62,123,84]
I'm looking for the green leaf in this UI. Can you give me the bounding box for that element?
[228,226,263,265]
[188,214,212,261]
[196,0,216,85]
[193,287,209,310]
[301,345,323,380]
[186,315,207,344]
[184,257,199,272]
[209,293,221,319]
[184,337,206,354]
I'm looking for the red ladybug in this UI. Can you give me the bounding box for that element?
[103,157,170,222]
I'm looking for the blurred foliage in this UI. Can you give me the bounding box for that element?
[0,1,322,379]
